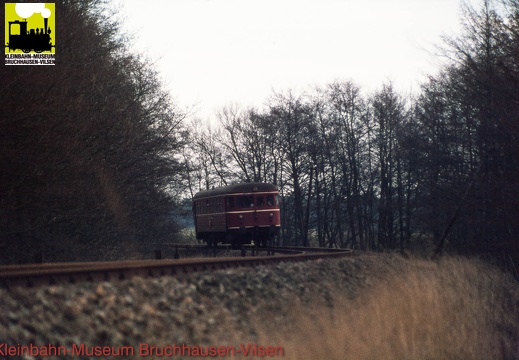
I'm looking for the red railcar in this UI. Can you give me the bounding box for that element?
[192,183,281,246]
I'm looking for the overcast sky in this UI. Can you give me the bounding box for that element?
[118,0,478,121]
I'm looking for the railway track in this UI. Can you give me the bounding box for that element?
[0,246,353,289]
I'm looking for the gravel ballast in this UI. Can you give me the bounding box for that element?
[0,254,406,358]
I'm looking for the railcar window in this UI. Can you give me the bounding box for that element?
[257,196,265,207]
[226,197,235,209]
[237,195,254,208]
[267,195,277,206]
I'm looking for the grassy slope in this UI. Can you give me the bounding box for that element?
[265,256,519,360]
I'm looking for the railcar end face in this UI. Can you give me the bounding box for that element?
[192,183,281,246]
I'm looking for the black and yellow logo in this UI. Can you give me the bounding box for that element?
[5,3,55,65]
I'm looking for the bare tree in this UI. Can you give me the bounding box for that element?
[0,0,186,263]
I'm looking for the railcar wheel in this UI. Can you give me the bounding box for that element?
[22,49,31,53]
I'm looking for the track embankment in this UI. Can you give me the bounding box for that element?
[1,253,517,359]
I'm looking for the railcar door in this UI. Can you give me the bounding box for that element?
[254,195,265,228]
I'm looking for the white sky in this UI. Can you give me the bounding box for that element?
[118,0,479,121]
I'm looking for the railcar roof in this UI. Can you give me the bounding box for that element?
[193,182,278,200]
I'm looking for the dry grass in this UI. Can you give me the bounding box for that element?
[266,257,519,360]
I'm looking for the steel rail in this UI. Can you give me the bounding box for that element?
[0,247,353,289]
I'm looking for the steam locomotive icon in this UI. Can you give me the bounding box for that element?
[6,17,54,53]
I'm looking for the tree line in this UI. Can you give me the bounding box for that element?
[185,0,519,270]
[0,0,186,263]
